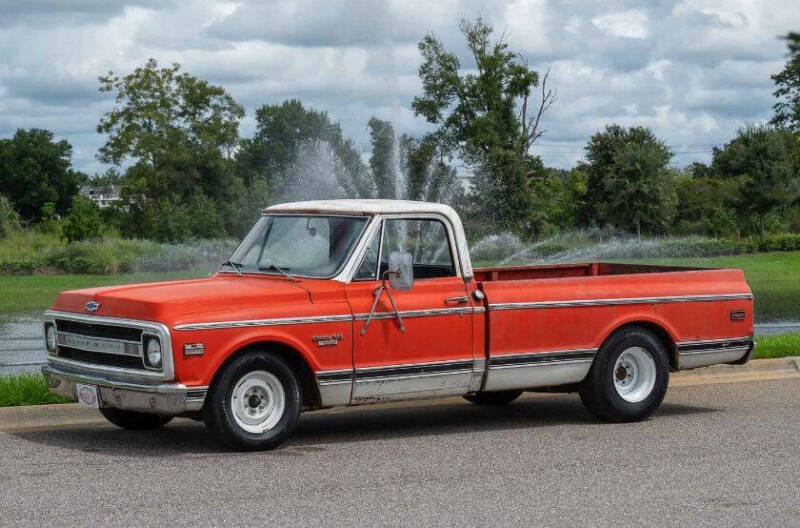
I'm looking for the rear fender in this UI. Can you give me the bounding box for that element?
[595,313,679,368]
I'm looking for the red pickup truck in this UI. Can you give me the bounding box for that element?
[43,200,755,450]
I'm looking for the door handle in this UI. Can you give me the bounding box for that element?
[444,296,469,305]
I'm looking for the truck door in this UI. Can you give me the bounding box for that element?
[345,216,475,403]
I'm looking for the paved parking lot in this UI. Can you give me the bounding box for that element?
[1,379,799,526]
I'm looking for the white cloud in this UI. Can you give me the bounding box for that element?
[592,10,649,40]
[0,0,799,174]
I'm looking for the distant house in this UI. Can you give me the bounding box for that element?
[80,185,121,209]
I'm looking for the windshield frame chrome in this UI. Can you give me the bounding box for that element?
[218,213,372,281]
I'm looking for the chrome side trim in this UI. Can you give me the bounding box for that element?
[174,314,354,331]
[676,336,753,346]
[44,310,174,381]
[351,369,472,404]
[489,293,753,311]
[490,349,597,367]
[484,349,598,391]
[676,337,753,370]
[175,306,483,331]
[352,307,474,321]
[469,358,486,392]
[317,358,479,406]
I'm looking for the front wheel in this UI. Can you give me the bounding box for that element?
[204,352,301,450]
[99,408,173,430]
[579,326,669,422]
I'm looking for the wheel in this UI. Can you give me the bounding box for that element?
[204,351,301,450]
[579,326,669,422]
[99,408,173,430]
[464,390,523,406]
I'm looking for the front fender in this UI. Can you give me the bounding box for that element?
[171,321,353,387]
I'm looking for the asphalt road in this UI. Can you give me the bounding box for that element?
[1,379,799,527]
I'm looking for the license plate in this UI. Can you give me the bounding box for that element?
[75,383,100,408]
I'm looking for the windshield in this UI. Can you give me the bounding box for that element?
[221,215,368,278]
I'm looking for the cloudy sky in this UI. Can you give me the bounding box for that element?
[1,0,798,175]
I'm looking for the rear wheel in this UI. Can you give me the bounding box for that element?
[204,351,301,450]
[99,408,173,430]
[579,326,669,422]
[464,390,523,406]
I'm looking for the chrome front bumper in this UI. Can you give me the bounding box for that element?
[42,364,207,415]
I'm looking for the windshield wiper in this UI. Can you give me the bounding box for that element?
[259,264,296,282]
[219,259,243,277]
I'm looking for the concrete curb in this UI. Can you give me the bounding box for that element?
[1,356,799,432]
[670,356,800,387]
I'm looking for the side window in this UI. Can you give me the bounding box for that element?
[354,223,381,280]
[381,219,456,279]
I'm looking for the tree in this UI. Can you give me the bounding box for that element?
[401,134,462,205]
[711,124,799,235]
[368,118,400,198]
[771,32,800,133]
[580,125,675,236]
[673,171,739,237]
[0,129,83,223]
[237,99,373,198]
[527,167,587,236]
[63,195,104,242]
[97,58,245,240]
[412,18,556,233]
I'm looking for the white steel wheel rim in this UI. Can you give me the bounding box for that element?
[613,347,656,403]
[231,370,286,434]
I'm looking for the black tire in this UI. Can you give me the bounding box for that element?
[464,390,523,406]
[204,351,301,451]
[579,326,669,422]
[99,407,174,430]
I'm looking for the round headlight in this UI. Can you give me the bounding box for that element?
[145,338,162,368]
[45,324,57,353]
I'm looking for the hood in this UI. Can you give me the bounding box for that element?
[49,275,319,323]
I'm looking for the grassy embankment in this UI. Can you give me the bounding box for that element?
[0,374,72,407]
[0,270,206,316]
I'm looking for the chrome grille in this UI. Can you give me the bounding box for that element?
[54,318,147,370]
[56,319,142,342]
[45,311,175,381]
[58,347,145,369]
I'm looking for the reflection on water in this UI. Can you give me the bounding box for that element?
[0,314,46,375]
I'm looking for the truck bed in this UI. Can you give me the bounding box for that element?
[473,262,754,391]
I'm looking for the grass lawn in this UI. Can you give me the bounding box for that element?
[753,332,800,360]
[0,373,72,407]
[0,270,206,317]
[620,251,800,323]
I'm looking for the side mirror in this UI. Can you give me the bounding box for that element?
[388,251,414,291]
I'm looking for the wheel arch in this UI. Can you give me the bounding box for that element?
[207,340,322,411]
[598,319,678,371]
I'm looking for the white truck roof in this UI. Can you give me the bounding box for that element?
[265,199,474,279]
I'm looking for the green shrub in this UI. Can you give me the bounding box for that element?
[754,233,800,252]
[62,196,105,242]
[0,194,20,238]
[0,260,37,274]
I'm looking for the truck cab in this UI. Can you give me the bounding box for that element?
[43,199,754,450]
